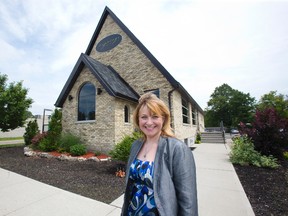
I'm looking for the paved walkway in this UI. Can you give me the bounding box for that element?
[0,143,255,216]
[194,143,254,216]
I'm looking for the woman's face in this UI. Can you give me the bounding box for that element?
[138,105,164,140]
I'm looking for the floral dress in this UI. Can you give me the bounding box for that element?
[127,159,159,216]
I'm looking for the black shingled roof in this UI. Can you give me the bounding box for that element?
[54,53,139,107]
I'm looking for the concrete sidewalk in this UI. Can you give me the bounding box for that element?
[0,143,255,216]
[0,168,122,216]
[194,143,254,216]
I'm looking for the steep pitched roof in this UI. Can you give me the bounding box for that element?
[54,53,139,107]
[85,6,203,113]
[55,6,203,113]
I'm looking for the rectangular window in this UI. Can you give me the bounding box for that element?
[144,89,160,98]
[192,107,197,125]
[124,105,129,123]
[182,98,189,124]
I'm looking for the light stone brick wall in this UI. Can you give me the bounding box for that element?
[171,90,205,145]
[114,99,137,144]
[89,15,173,100]
[62,67,116,153]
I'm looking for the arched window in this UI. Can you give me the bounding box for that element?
[78,82,96,121]
[124,105,129,123]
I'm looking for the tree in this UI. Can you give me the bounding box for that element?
[239,108,288,158]
[257,91,288,119]
[23,119,39,145]
[0,73,33,132]
[205,83,256,129]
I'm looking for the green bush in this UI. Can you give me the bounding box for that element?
[43,109,62,151]
[70,144,86,156]
[58,133,81,153]
[195,132,201,144]
[230,135,279,168]
[38,137,58,152]
[23,119,39,145]
[109,131,142,162]
[31,132,48,150]
[34,109,62,152]
[283,151,288,160]
[94,151,102,156]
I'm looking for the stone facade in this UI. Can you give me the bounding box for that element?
[90,15,172,99]
[56,8,205,153]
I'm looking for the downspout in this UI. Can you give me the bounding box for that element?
[168,83,179,129]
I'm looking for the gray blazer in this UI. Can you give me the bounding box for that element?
[121,136,198,216]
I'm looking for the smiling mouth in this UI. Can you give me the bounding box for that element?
[145,125,155,129]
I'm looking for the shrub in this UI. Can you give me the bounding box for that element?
[31,132,48,150]
[23,119,39,145]
[109,131,142,162]
[94,151,102,156]
[48,109,62,136]
[58,133,81,153]
[38,137,59,152]
[70,144,86,156]
[230,135,279,168]
[239,108,288,159]
[195,132,201,144]
[36,109,62,152]
[283,151,288,160]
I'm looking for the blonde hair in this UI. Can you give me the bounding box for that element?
[133,92,175,139]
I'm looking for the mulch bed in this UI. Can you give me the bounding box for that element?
[0,146,288,215]
[234,160,288,216]
[0,146,126,204]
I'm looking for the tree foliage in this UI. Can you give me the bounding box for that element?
[23,119,39,146]
[30,109,62,152]
[0,73,33,132]
[205,83,256,128]
[44,109,62,151]
[257,91,288,119]
[239,108,288,159]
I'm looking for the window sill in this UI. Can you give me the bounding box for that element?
[76,120,96,124]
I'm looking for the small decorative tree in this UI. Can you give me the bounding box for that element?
[45,109,62,151]
[35,109,62,152]
[23,119,39,145]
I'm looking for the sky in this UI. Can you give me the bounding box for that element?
[0,0,288,115]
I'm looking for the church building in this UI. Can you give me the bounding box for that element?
[55,7,205,153]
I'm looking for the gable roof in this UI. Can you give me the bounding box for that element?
[55,6,203,113]
[54,53,139,107]
[85,7,203,113]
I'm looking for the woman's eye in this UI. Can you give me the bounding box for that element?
[152,115,159,119]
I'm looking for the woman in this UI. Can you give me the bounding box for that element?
[121,92,198,216]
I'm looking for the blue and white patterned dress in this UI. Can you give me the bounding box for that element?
[127,159,159,216]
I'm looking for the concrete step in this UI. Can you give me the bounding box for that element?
[201,132,225,144]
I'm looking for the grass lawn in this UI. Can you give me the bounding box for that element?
[0,137,23,141]
[0,137,24,148]
[0,143,24,148]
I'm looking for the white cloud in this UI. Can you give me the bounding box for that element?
[1,0,288,114]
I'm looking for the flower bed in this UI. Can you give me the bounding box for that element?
[23,147,110,162]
